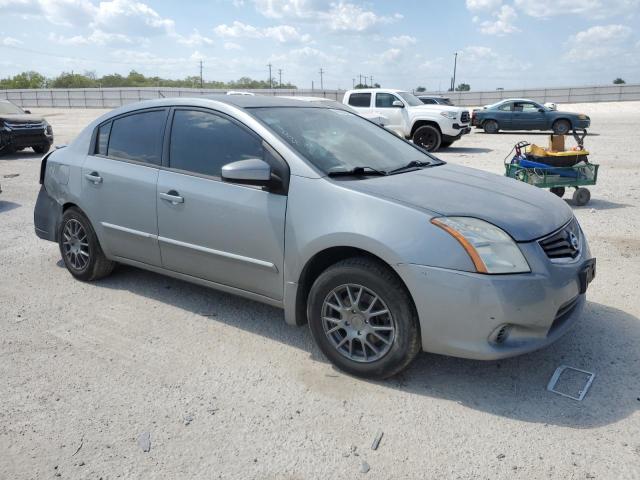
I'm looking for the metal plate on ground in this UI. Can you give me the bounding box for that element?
[547,365,595,401]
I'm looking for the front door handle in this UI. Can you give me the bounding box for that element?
[159,191,184,205]
[84,172,103,184]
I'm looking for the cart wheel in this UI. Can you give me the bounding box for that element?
[572,187,591,206]
[550,187,565,198]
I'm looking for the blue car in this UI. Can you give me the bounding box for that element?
[472,99,590,134]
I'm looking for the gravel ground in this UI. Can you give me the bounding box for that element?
[1,103,639,480]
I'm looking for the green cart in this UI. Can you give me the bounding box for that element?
[504,138,599,206]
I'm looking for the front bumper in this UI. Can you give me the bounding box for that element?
[1,128,53,149]
[442,125,471,143]
[398,232,594,360]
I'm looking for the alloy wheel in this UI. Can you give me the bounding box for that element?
[62,219,90,271]
[321,283,396,363]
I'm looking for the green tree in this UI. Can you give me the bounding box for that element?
[0,71,46,89]
[455,83,471,91]
[613,77,626,84]
[51,72,97,88]
[415,86,426,92]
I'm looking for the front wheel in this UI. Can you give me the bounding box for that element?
[572,187,591,206]
[59,207,115,281]
[33,144,50,154]
[307,257,421,379]
[552,119,571,135]
[412,125,441,152]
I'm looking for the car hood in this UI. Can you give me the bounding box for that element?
[341,163,573,242]
[0,114,47,123]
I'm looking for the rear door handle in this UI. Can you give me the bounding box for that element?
[159,191,184,205]
[84,172,103,184]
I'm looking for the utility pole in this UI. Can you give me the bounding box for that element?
[278,68,282,88]
[199,60,203,88]
[352,78,355,88]
[267,63,272,89]
[370,75,374,87]
[359,74,362,86]
[319,68,324,90]
[451,52,458,91]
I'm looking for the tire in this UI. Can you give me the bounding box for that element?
[572,187,591,206]
[33,144,50,154]
[550,187,565,197]
[58,207,115,281]
[412,125,441,152]
[307,257,421,379]
[483,119,499,134]
[439,140,454,149]
[552,119,571,135]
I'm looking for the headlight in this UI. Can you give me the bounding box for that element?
[45,123,53,134]
[439,111,457,119]
[578,114,588,120]
[431,217,530,274]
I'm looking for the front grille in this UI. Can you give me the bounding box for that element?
[539,218,581,260]
[460,111,470,123]
[5,121,46,131]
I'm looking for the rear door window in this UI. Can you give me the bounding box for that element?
[348,93,371,108]
[169,109,263,178]
[107,110,166,165]
[95,122,111,156]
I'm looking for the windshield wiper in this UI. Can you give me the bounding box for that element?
[327,166,387,177]
[386,160,432,175]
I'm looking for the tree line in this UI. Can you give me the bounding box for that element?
[0,70,298,90]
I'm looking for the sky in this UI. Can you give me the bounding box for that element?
[0,0,639,91]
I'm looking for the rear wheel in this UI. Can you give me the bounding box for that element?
[33,144,50,154]
[307,257,421,379]
[59,207,115,281]
[483,120,499,134]
[412,125,441,152]
[572,187,590,206]
[552,119,571,135]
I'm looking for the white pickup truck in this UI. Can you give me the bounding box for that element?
[342,88,471,151]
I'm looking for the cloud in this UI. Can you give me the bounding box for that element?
[174,29,214,46]
[466,0,502,11]
[214,21,310,43]
[1,36,23,46]
[252,0,401,32]
[224,42,243,50]
[479,4,518,35]
[49,29,133,45]
[91,0,175,36]
[565,24,633,60]
[514,0,640,19]
[389,35,417,47]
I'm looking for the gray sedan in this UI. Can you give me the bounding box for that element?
[34,96,595,378]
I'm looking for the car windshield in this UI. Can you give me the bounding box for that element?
[0,102,24,115]
[250,107,441,175]
[396,92,424,107]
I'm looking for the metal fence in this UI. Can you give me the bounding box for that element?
[1,83,639,109]
[418,83,640,106]
[0,87,346,109]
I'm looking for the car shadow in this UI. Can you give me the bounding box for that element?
[442,147,493,154]
[93,264,639,429]
[568,198,631,211]
[0,200,20,213]
[476,131,600,137]
[0,150,42,161]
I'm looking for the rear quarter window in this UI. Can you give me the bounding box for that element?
[348,93,371,108]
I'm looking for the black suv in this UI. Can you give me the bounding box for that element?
[0,100,53,155]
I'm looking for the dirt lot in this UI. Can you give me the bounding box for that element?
[1,103,639,480]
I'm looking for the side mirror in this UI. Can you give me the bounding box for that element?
[222,158,271,187]
[538,108,545,113]
[392,100,404,108]
[24,109,31,114]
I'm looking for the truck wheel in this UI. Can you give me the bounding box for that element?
[412,125,441,152]
[572,187,590,206]
[307,257,421,379]
[33,144,50,154]
[483,120,499,134]
[59,207,115,282]
[552,119,571,135]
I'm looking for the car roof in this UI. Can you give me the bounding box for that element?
[345,88,407,95]
[205,94,327,109]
